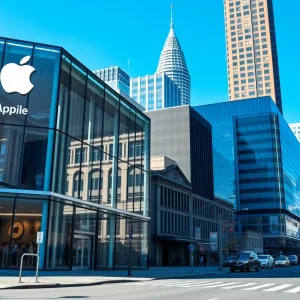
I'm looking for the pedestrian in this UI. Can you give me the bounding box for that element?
[203,255,207,267]
[199,256,203,267]
[10,243,19,267]
[63,244,70,266]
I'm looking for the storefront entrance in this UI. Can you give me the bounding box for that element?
[72,235,92,270]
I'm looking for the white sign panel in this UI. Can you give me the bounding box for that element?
[36,231,44,244]
[195,227,201,240]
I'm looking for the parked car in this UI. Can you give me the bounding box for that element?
[258,255,274,269]
[274,256,290,267]
[287,255,299,266]
[230,251,260,273]
[223,256,238,268]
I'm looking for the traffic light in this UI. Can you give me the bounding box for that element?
[245,232,248,239]
[229,227,233,233]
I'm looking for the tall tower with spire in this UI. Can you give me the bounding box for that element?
[156,4,191,105]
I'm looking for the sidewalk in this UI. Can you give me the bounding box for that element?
[0,266,227,289]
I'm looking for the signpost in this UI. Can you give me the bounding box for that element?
[189,243,195,272]
[209,232,218,250]
[188,244,196,252]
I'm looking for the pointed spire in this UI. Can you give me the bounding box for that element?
[157,3,191,105]
[170,3,173,28]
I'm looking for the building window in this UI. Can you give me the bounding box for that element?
[249,91,255,96]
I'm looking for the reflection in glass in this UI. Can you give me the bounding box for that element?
[0,125,24,188]
[9,198,44,269]
[0,198,14,268]
[46,201,73,269]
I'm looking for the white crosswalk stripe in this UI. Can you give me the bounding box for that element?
[196,282,241,289]
[284,286,300,293]
[263,284,293,292]
[221,283,257,289]
[242,283,275,290]
[122,280,300,294]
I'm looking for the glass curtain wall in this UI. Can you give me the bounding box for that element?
[51,51,150,269]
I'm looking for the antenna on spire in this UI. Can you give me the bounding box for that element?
[170,3,173,28]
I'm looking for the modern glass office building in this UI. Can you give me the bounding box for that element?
[130,73,181,111]
[195,97,300,255]
[93,66,130,96]
[0,37,150,270]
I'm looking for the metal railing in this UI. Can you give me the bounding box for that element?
[18,254,39,283]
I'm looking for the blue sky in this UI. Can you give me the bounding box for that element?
[0,0,299,123]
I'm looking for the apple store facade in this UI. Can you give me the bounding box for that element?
[0,37,150,270]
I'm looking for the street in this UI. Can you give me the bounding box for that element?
[1,266,299,300]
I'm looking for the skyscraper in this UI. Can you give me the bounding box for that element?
[289,123,300,142]
[130,73,181,111]
[224,0,282,113]
[156,5,191,105]
[94,66,130,95]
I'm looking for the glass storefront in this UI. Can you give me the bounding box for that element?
[0,37,150,270]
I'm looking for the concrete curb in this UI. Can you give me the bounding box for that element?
[2,271,226,289]
[2,279,141,290]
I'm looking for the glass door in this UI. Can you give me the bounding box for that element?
[72,235,91,270]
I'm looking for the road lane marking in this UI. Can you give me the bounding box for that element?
[284,286,300,293]
[241,284,275,290]
[222,283,257,289]
[196,282,241,289]
[173,281,214,287]
[263,284,293,292]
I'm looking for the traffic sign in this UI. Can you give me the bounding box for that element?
[195,227,201,240]
[188,244,196,252]
[36,231,44,244]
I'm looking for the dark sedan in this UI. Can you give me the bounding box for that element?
[223,256,238,268]
[288,255,299,266]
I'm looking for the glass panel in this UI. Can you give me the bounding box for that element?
[56,55,71,133]
[74,207,96,234]
[102,89,119,158]
[9,198,44,269]
[0,40,33,126]
[20,127,48,190]
[97,213,111,268]
[114,216,128,268]
[67,63,87,140]
[0,197,14,268]
[0,124,24,188]
[46,201,73,269]
[26,45,60,128]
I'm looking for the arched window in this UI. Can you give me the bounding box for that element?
[73,171,84,198]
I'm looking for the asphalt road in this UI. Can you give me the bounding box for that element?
[1,266,300,300]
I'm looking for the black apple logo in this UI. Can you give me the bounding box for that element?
[13,226,19,234]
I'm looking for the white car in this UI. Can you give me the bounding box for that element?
[258,255,274,269]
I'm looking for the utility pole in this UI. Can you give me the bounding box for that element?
[218,214,223,271]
